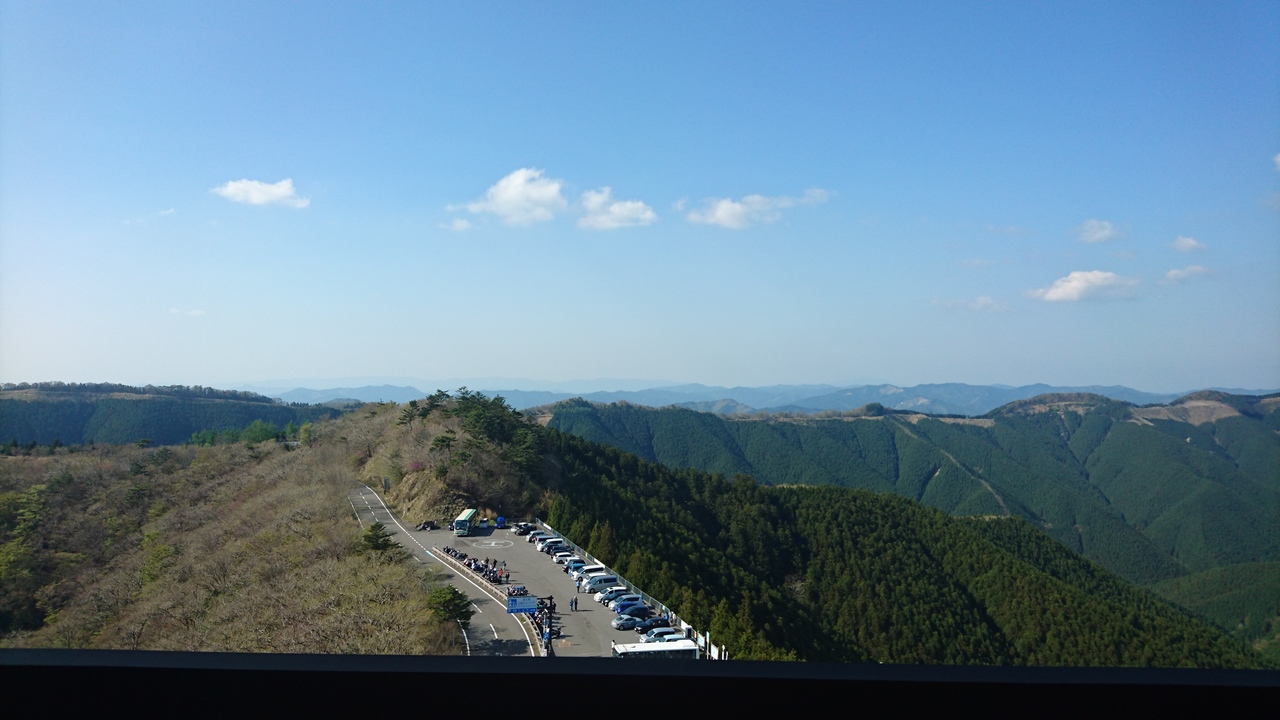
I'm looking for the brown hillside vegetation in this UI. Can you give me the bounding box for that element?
[1,405,460,654]
[352,398,545,527]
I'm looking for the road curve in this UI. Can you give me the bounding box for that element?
[348,485,536,657]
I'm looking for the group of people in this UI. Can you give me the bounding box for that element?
[440,547,509,584]
[532,596,560,644]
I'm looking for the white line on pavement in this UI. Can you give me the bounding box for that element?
[358,485,536,657]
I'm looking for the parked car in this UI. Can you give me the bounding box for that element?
[564,560,586,575]
[634,617,671,633]
[536,537,564,552]
[611,614,643,630]
[582,575,620,594]
[623,606,655,620]
[553,552,578,565]
[640,627,682,643]
[614,601,649,616]
[595,586,630,604]
[607,594,643,610]
[571,564,606,581]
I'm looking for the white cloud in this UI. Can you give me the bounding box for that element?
[169,307,205,317]
[211,178,309,208]
[158,208,176,216]
[1162,265,1210,284]
[1274,152,1280,171]
[463,168,567,226]
[1077,219,1118,243]
[1172,235,1205,252]
[578,187,657,230]
[687,188,830,229]
[1029,270,1139,302]
[959,259,996,268]
[672,198,688,212]
[441,218,472,232]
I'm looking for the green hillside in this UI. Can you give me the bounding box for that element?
[546,394,1280,587]
[0,383,340,446]
[538,430,1262,666]
[1150,562,1280,660]
[373,391,1264,666]
[7,389,1268,668]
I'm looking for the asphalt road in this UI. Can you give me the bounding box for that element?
[433,524,624,658]
[348,485,536,657]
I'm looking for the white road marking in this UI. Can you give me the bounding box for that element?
[459,621,471,656]
[490,623,498,639]
[357,485,537,656]
[472,603,482,614]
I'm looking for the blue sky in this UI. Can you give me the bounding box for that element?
[2,2,1277,393]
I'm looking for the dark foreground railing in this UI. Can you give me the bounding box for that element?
[1,649,1275,712]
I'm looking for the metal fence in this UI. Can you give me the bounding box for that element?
[533,518,727,660]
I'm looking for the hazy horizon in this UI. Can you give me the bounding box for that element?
[3,4,1277,392]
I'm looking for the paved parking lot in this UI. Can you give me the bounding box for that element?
[432,526,621,658]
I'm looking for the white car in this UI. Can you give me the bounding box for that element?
[552,551,575,564]
[571,564,606,581]
[641,628,682,643]
[607,594,643,610]
[594,586,630,604]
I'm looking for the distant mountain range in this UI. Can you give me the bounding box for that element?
[265,381,1279,417]
[545,390,1280,657]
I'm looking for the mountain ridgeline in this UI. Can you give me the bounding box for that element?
[0,383,343,446]
[363,391,1266,666]
[542,431,1260,665]
[545,391,1280,657]
[4,387,1272,666]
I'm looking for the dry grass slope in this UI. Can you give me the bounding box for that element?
[1,408,461,654]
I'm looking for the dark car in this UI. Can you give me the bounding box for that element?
[629,606,655,620]
[616,603,653,620]
[611,614,644,631]
[634,617,671,633]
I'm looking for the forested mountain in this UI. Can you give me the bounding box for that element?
[6,390,1270,667]
[546,393,1280,586]
[545,392,1280,658]
[368,393,1263,666]
[0,385,342,446]
[773,383,1188,415]
[541,432,1262,666]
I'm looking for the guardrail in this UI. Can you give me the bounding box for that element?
[431,545,545,657]
[531,518,727,660]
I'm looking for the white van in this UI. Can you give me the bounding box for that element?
[582,574,620,594]
[594,586,629,604]
[571,564,605,581]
